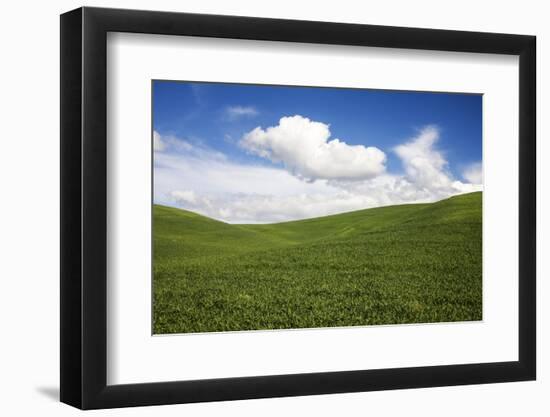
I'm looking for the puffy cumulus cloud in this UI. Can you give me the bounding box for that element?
[462,162,483,184]
[225,105,258,120]
[239,115,387,181]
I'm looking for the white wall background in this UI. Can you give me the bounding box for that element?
[0,0,545,415]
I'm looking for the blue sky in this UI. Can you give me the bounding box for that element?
[153,80,482,223]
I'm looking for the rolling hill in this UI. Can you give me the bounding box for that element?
[153,192,482,334]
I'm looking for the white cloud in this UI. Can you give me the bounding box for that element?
[153,131,226,160]
[225,105,258,120]
[171,190,199,205]
[394,125,452,191]
[240,115,386,181]
[462,162,483,184]
[393,125,481,199]
[155,124,482,224]
[155,151,336,206]
[153,131,165,152]
[171,190,380,224]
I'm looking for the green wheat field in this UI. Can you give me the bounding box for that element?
[153,191,482,334]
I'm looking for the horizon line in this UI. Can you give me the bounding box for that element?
[153,190,482,226]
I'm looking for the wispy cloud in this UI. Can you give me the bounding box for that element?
[462,162,483,184]
[224,105,259,120]
[153,131,226,161]
[153,131,166,152]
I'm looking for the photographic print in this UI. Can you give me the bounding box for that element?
[152,81,483,335]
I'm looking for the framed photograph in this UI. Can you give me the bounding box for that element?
[60,7,536,409]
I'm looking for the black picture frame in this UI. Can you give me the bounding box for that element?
[60,6,536,410]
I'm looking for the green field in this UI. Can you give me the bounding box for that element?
[153,192,482,334]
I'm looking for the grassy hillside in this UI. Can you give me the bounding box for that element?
[153,192,482,334]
